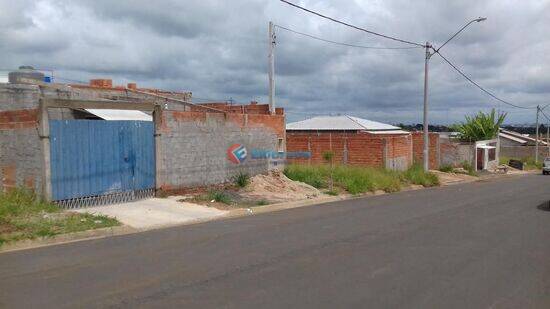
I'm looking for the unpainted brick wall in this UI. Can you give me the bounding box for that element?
[0,84,43,192]
[411,132,440,169]
[157,111,285,192]
[286,131,412,170]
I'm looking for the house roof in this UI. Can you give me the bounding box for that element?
[85,109,152,121]
[499,128,547,146]
[286,115,404,132]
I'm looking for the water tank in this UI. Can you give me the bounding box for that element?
[8,66,45,84]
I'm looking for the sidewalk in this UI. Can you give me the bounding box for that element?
[74,196,227,229]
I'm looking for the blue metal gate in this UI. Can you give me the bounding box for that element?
[50,120,155,207]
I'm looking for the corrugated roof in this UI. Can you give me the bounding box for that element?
[499,128,547,145]
[365,130,410,135]
[85,109,152,121]
[286,115,402,131]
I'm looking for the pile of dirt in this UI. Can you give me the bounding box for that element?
[240,170,323,203]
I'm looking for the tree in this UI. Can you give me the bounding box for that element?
[452,109,507,142]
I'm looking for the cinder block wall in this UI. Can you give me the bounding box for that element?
[439,137,475,167]
[157,111,285,192]
[411,132,440,169]
[500,146,550,160]
[0,84,43,193]
[286,131,412,170]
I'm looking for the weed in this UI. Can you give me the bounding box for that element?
[207,190,232,204]
[402,165,440,187]
[439,164,454,173]
[0,188,119,246]
[461,161,478,176]
[284,165,327,188]
[233,172,250,188]
[325,190,339,196]
[256,200,269,206]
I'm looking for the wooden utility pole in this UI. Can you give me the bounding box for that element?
[268,21,276,114]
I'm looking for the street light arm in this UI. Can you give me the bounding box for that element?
[435,17,486,53]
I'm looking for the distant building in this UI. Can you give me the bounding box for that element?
[285,115,436,170]
[499,128,547,146]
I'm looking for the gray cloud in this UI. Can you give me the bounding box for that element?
[0,0,549,125]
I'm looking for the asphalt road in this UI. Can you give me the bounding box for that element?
[2,174,550,308]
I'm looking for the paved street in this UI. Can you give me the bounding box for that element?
[1,174,550,308]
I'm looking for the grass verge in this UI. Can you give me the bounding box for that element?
[0,189,120,246]
[500,156,542,170]
[284,164,439,195]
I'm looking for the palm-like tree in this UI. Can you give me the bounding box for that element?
[452,109,507,142]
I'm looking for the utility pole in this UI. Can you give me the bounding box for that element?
[535,105,540,163]
[422,42,432,172]
[268,21,276,114]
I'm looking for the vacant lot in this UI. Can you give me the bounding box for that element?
[284,164,439,195]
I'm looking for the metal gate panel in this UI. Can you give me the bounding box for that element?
[50,120,155,204]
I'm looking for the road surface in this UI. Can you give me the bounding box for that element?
[1,174,550,308]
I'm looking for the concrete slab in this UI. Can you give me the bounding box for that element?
[74,197,227,229]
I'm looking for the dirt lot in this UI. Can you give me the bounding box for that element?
[181,171,324,210]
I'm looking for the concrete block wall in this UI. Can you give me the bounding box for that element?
[286,131,412,170]
[500,145,550,160]
[440,137,475,167]
[0,84,43,193]
[157,111,285,192]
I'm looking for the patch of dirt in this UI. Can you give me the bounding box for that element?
[240,170,323,203]
[430,170,478,185]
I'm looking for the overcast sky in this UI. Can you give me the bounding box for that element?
[1,0,549,124]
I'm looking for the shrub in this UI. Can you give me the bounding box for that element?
[233,172,250,188]
[403,165,440,187]
[256,200,269,206]
[207,190,232,204]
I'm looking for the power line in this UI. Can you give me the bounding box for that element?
[540,108,550,123]
[274,24,421,50]
[434,50,537,110]
[279,0,424,48]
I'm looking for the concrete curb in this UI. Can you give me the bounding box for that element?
[0,172,531,253]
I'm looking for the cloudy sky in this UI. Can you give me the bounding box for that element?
[1,0,549,124]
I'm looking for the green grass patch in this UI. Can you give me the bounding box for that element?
[499,155,542,170]
[0,188,119,246]
[285,164,439,195]
[283,164,328,189]
[439,164,454,173]
[255,199,270,206]
[461,160,478,176]
[402,165,440,187]
[207,190,233,204]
